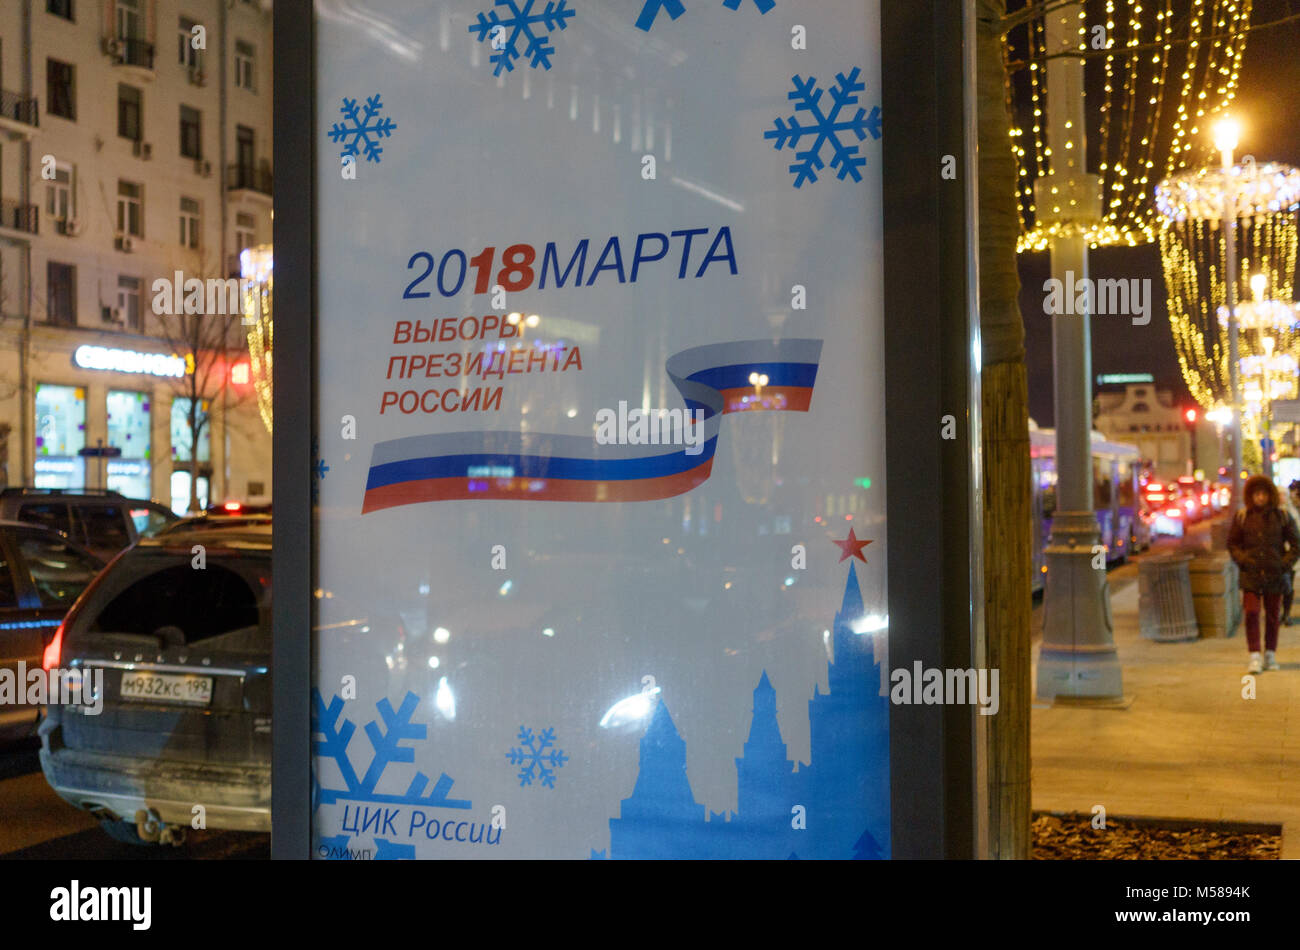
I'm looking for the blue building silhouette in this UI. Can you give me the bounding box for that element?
[604,562,890,859]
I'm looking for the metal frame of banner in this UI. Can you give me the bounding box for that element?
[272,0,983,860]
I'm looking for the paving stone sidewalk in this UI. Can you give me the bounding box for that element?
[1031,560,1300,858]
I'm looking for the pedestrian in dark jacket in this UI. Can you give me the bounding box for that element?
[1228,474,1300,672]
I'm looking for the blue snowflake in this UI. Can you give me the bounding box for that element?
[636,0,773,31]
[506,725,569,788]
[764,69,881,188]
[311,689,472,810]
[328,95,397,164]
[469,1,575,77]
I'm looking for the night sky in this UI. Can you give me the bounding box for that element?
[1022,0,1300,425]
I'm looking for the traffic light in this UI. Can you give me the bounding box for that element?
[1184,408,1197,424]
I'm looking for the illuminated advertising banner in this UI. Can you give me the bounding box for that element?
[314,0,887,859]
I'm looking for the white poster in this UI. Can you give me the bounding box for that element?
[314,0,887,859]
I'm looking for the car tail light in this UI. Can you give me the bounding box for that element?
[1166,507,1182,517]
[223,500,242,512]
[1148,492,1165,502]
[43,620,65,672]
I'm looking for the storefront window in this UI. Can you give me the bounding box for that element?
[170,397,210,463]
[170,397,211,513]
[107,389,151,498]
[34,383,86,489]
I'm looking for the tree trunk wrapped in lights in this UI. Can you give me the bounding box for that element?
[1156,164,1300,456]
[241,245,274,435]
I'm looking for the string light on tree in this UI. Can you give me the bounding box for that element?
[1005,0,1253,252]
[241,245,274,435]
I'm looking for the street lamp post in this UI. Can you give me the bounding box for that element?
[1216,118,1244,514]
[1035,2,1122,703]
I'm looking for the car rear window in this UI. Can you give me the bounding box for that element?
[76,504,131,551]
[18,503,72,536]
[91,562,263,644]
[16,532,102,608]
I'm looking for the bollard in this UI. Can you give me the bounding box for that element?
[1188,551,1240,638]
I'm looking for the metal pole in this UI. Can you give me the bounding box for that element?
[1224,191,1243,510]
[1036,1,1123,702]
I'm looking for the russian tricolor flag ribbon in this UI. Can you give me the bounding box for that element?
[361,338,822,513]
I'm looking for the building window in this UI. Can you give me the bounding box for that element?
[235,40,255,91]
[47,262,76,326]
[45,163,73,223]
[34,384,87,489]
[180,105,202,159]
[235,212,256,253]
[171,398,212,463]
[179,17,202,67]
[117,276,142,329]
[116,0,142,41]
[47,0,74,21]
[118,84,142,141]
[1132,402,1149,413]
[47,59,75,120]
[106,390,152,499]
[117,180,143,237]
[180,197,201,249]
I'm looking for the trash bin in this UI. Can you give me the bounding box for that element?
[1139,554,1199,642]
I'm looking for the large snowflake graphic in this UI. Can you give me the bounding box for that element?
[505,725,569,788]
[311,689,471,811]
[764,68,881,188]
[469,1,576,77]
[328,94,397,164]
[635,0,773,32]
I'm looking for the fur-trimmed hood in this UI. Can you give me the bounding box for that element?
[1243,474,1280,510]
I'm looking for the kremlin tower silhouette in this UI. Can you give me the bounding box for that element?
[603,562,890,859]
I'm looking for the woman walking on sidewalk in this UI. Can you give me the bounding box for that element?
[1228,474,1300,673]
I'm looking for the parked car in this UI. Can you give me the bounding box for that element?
[38,521,271,844]
[0,521,107,742]
[0,488,178,561]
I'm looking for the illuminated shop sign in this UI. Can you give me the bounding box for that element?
[73,345,188,378]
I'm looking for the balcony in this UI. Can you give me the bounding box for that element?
[0,90,39,139]
[226,163,273,202]
[107,36,156,79]
[0,200,38,243]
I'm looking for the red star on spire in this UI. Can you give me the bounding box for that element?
[831,527,871,563]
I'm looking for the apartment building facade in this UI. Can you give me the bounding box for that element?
[0,0,272,511]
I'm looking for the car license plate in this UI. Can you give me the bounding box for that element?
[119,672,213,706]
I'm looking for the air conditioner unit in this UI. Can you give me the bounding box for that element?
[63,218,82,236]
[111,307,124,325]
[103,37,121,57]
[202,160,212,178]
[141,142,152,160]
[117,234,137,252]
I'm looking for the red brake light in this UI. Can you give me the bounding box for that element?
[223,501,242,512]
[43,621,65,672]
[1201,493,1209,504]
[1166,507,1182,517]
[1149,492,1165,502]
